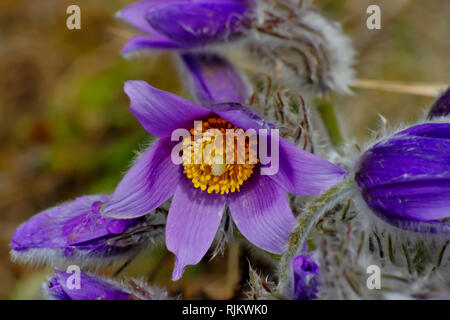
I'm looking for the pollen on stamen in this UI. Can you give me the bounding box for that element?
[181,117,258,195]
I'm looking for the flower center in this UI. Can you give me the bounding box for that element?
[182,117,258,195]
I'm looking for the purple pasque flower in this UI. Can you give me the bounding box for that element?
[355,122,450,233]
[101,80,346,280]
[10,195,164,266]
[118,1,355,94]
[180,52,249,106]
[46,269,135,300]
[292,254,320,300]
[428,86,450,119]
[119,0,254,54]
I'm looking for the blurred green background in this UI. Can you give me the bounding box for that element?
[0,0,448,299]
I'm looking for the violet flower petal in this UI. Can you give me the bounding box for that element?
[228,174,295,254]
[166,179,226,280]
[146,1,251,47]
[125,80,212,137]
[122,35,184,54]
[10,195,137,252]
[47,269,135,300]
[355,123,450,221]
[117,0,180,36]
[274,138,347,195]
[102,137,180,219]
[181,52,249,106]
[395,122,450,139]
[209,102,277,131]
[292,254,320,300]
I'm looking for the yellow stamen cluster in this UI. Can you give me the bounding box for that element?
[182,117,258,195]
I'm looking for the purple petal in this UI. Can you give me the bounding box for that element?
[117,0,179,35]
[428,86,450,119]
[292,254,320,300]
[209,102,277,131]
[47,269,134,300]
[355,123,450,221]
[10,195,137,251]
[146,1,251,46]
[273,138,346,195]
[181,52,249,106]
[228,174,295,254]
[359,196,450,235]
[124,80,211,137]
[166,179,226,280]
[396,122,450,139]
[103,138,180,219]
[122,35,184,54]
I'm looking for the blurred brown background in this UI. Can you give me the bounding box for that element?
[0,0,448,299]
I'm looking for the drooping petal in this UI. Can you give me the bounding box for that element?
[273,138,346,195]
[117,0,179,35]
[47,269,135,300]
[292,254,320,300]
[147,1,252,46]
[166,179,226,280]
[355,123,450,221]
[102,138,180,219]
[124,81,211,137]
[428,86,450,119]
[181,52,249,106]
[228,174,295,254]
[122,35,184,54]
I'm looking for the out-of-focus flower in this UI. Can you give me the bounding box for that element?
[10,195,164,266]
[428,86,450,119]
[45,269,168,300]
[292,254,320,300]
[101,80,346,280]
[118,0,254,54]
[46,269,135,300]
[355,122,450,233]
[118,0,355,94]
[180,52,250,106]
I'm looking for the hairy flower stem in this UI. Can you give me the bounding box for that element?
[277,178,354,296]
[317,97,345,155]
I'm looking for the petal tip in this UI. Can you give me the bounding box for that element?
[171,259,185,281]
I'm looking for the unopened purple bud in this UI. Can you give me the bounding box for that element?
[45,269,169,300]
[10,195,164,266]
[355,123,450,233]
[46,269,135,300]
[119,0,254,54]
[292,254,320,300]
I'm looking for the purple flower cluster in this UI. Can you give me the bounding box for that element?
[8,0,450,300]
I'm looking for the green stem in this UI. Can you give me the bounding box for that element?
[317,97,345,154]
[277,178,354,296]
